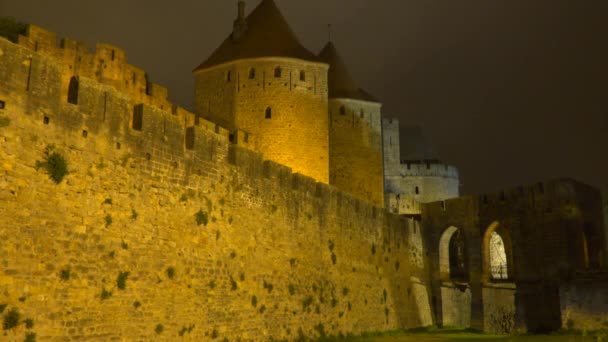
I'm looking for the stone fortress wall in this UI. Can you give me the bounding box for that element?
[195,58,330,184]
[329,98,384,207]
[0,26,433,341]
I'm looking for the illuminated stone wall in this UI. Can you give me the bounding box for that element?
[195,58,330,184]
[329,99,384,207]
[0,32,431,341]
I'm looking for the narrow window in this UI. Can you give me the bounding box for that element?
[227,71,231,82]
[111,49,115,61]
[339,106,346,115]
[415,186,420,195]
[265,107,272,119]
[274,67,282,78]
[116,142,121,150]
[132,105,143,131]
[43,116,50,125]
[0,100,5,109]
[82,130,88,138]
[244,133,249,143]
[249,68,256,79]
[300,70,306,81]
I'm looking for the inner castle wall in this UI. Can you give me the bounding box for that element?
[0,28,432,341]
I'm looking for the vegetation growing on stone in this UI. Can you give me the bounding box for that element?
[0,116,10,128]
[104,198,113,205]
[288,284,296,296]
[2,307,20,330]
[117,271,129,290]
[105,215,113,226]
[121,241,128,250]
[328,240,335,252]
[131,209,138,220]
[302,296,314,311]
[342,287,349,296]
[263,280,274,293]
[210,328,219,339]
[133,301,141,309]
[24,332,36,342]
[100,288,112,300]
[331,253,337,265]
[251,295,258,307]
[371,244,376,255]
[24,318,34,329]
[0,304,5,314]
[166,267,175,279]
[0,17,27,43]
[155,324,164,334]
[230,276,238,291]
[35,146,69,184]
[195,209,209,226]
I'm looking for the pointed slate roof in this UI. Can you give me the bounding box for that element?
[318,42,378,102]
[194,0,321,72]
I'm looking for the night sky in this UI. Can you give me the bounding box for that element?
[2,0,607,196]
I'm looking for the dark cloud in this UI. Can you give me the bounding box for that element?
[3,0,606,195]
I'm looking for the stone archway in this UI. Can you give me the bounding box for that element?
[439,226,467,281]
[482,221,514,282]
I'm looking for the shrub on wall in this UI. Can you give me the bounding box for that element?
[2,308,20,330]
[35,146,69,184]
[195,210,209,226]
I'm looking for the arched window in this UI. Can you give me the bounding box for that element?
[265,107,272,119]
[274,67,282,78]
[300,70,306,81]
[226,71,231,82]
[249,68,256,79]
[483,221,513,281]
[339,106,346,115]
[439,226,467,281]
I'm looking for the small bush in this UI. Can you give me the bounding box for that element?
[259,305,266,314]
[263,280,274,294]
[271,204,278,213]
[105,215,113,226]
[131,209,138,220]
[0,18,27,44]
[230,277,237,291]
[0,116,10,128]
[195,210,209,226]
[343,287,349,296]
[155,324,164,334]
[180,193,188,202]
[3,308,20,330]
[331,253,337,265]
[24,318,34,329]
[328,240,335,252]
[24,333,36,342]
[166,267,175,279]
[371,244,376,255]
[133,301,141,309]
[209,280,216,289]
[117,271,129,290]
[230,251,237,259]
[35,147,69,184]
[211,328,219,339]
[288,284,296,296]
[251,295,258,307]
[302,296,313,311]
[18,296,26,302]
[289,258,296,266]
[100,288,112,300]
[121,241,128,250]
[60,268,71,280]
[104,198,113,205]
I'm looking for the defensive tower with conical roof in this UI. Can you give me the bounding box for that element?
[194,0,330,183]
[319,42,385,206]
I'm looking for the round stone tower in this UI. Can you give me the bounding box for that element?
[319,42,384,207]
[193,0,330,183]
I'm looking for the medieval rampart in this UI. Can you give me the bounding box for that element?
[0,27,432,341]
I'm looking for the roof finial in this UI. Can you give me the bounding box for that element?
[327,24,332,42]
[233,1,248,41]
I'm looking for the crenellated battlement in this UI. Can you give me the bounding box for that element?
[14,24,180,115]
[0,28,388,229]
[385,193,422,216]
[399,160,459,179]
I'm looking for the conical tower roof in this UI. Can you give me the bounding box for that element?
[195,0,321,71]
[319,42,378,102]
